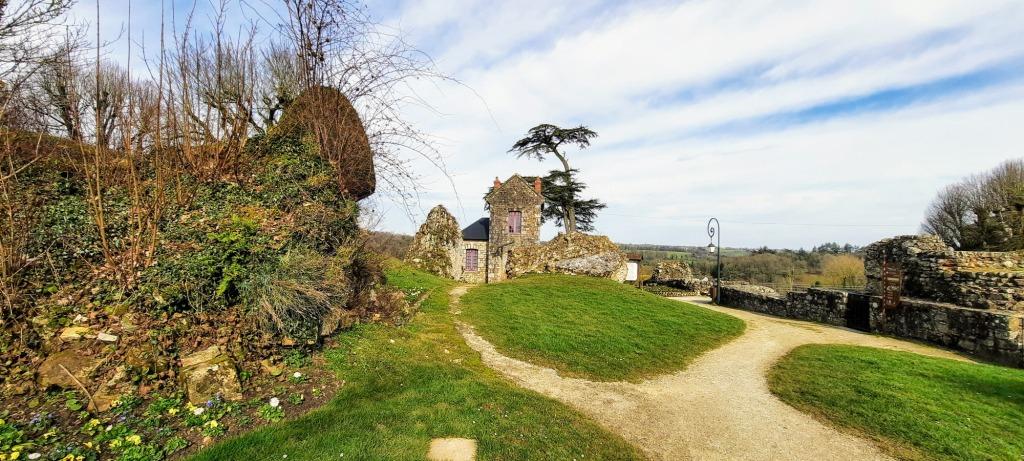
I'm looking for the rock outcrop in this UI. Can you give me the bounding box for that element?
[650,261,713,295]
[406,205,461,278]
[279,86,375,200]
[508,233,628,281]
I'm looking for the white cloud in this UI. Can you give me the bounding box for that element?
[380,0,1024,248]
[69,0,1024,248]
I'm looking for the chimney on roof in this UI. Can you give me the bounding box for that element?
[534,177,542,194]
[493,176,502,188]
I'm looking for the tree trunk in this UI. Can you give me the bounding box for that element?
[554,152,576,233]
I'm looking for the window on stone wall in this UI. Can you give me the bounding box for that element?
[508,210,522,234]
[465,249,479,272]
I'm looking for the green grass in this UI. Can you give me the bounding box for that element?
[769,344,1024,461]
[459,273,745,381]
[190,263,643,461]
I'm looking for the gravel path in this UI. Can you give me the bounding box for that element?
[451,287,970,461]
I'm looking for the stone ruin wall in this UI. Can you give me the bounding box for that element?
[717,234,1024,366]
[719,283,1023,366]
[719,285,848,328]
[868,297,1022,362]
[864,235,1024,311]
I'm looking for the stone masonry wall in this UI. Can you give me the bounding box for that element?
[719,285,847,327]
[870,298,1023,366]
[864,235,1024,311]
[457,240,488,284]
[718,283,1024,366]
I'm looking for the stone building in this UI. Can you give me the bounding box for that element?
[456,174,544,283]
[409,173,627,284]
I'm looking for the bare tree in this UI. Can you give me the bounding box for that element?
[922,182,975,249]
[923,159,1024,250]
[0,0,76,82]
[277,0,453,212]
[254,42,300,130]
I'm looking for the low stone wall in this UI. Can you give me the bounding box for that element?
[719,286,847,327]
[870,298,1023,366]
[719,285,786,317]
[718,283,1024,366]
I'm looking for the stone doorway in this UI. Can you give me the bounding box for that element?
[845,293,872,332]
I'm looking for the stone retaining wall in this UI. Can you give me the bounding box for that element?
[870,298,1023,366]
[718,284,1024,366]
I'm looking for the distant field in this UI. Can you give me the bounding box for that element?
[769,344,1024,461]
[459,273,745,381]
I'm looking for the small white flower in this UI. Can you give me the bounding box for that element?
[293,372,302,378]
[270,397,280,407]
[193,407,205,416]
[29,454,42,460]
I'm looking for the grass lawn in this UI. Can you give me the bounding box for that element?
[459,273,745,381]
[191,263,643,460]
[769,344,1024,461]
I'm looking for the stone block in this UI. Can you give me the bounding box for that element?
[181,346,243,404]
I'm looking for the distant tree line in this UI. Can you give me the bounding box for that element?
[619,241,866,288]
[923,159,1024,251]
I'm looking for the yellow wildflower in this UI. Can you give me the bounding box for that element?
[126,435,142,446]
[167,408,179,416]
[9,452,18,461]
[204,420,219,428]
[84,442,93,449]
[109,438,122,449]
[60,456,76,461]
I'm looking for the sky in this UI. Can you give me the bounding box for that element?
[69,0,1024,249]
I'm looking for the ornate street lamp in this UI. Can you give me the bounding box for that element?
[707,217,721,304]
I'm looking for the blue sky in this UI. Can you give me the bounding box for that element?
[72,0,1024,249]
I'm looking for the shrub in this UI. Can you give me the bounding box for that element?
[142,216,274,312]
[243,249,351,340]
[290,201,359,254]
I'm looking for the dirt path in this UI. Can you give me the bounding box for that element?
[450,287,970,461]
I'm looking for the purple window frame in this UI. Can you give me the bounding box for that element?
[465,249,479,272]
[508,210,522,234]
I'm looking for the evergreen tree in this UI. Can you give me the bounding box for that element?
[540,169,606,233]
[509,123,600,233]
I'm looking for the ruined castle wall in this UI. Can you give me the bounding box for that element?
[719,286,848,327]
[718,278,1024,366]
[863,235,1024,311]
[870,297,1023,366]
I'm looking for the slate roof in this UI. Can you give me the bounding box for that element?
[462,217,490,241]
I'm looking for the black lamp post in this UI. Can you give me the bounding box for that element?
[706,217,721,304]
